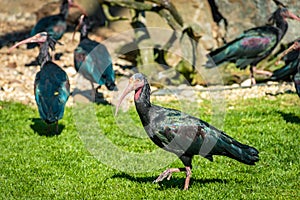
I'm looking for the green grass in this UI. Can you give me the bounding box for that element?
[0,94,299,199]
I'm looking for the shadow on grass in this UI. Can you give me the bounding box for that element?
[30,118,65,137]
[265,89,296,96]
[111,173,228,190]
[277,111,300,124]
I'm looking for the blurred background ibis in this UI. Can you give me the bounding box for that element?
[271,39,300,97]
[73,14,117,94]
[9,32,70,133]
[205,2,300,85]
[27,0,86,49]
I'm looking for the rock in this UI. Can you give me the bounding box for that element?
[240,79,252,87]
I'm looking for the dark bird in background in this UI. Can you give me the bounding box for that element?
[271,40,300,97]
[115,73,259,190]
[9,32,70,133]
[27,0,86,49]
[207,0,228,44]
[271,39,300,81]
[73,14,117,93]
[294,69,300,97]
[205,4,300,85]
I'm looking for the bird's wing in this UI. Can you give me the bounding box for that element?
[148,105,259,164]
[31,15,65,36]
[149,106,215,156]
[35,62,70,122]
[238,27,279,57]
[74,39,115,86]
[34,71,47,121]
[207,26,279,68]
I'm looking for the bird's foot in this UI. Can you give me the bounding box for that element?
[153,168,180,183]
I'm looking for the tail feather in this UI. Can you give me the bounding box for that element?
[205,37,243,68]
[205,46,230,68]
[217,133,259,165]
[270,62,298,81]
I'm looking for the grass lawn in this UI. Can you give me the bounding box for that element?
[0,93,299,199]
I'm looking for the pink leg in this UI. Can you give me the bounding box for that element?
[250,66,273,86]
[183,166,192,190]
[250,67,256,86]
[252,67,273,77]
[153,166,192,190]
[153,168,182,183]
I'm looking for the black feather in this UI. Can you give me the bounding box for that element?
[131,73,259,167]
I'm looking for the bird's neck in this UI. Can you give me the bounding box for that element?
[275,18,288,40]
[134,82,152,125]
[60,0,69,19]
[80,24,89,41]
[38,42,52,67]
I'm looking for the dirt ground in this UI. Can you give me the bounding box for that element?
[0,0,297,106]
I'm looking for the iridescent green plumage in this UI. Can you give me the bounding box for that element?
[73,15,116,91]
[271,40,300,81]
[116,73,259,189]
[35,62,70,124]
[33,33,70,126]
[27,0,70,49]
[207,26,279,70]
[205,7,300,85]
[270,39,300,97]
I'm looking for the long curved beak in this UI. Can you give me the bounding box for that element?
[72,14,85,42]
[115,80,134,116]
[287,11,300,21]
[72,23,80,42]
[8,32,46,53]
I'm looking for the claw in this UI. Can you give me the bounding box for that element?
[167,172,173,180]
[153,169,171,183]
[153,168,182,183]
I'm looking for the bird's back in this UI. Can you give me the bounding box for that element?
[74,38,116,89]
[28,15,66,49]
[35,62,70,123]
[207,26,280,69]
[146,105,258,165]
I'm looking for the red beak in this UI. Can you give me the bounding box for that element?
[287,11,300,21]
